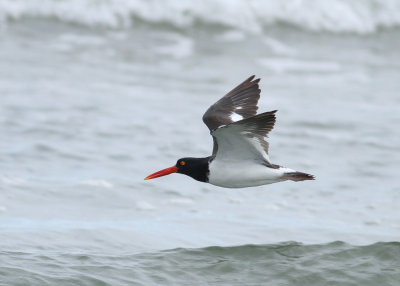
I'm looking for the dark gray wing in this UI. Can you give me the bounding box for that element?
[202,75,261,131]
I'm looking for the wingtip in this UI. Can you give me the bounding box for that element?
[247,75,260,84]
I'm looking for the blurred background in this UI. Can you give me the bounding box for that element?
[1,0,400,285]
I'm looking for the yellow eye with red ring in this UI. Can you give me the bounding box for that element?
[180,161,186,166]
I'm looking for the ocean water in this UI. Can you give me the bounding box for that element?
[1,1,400,285]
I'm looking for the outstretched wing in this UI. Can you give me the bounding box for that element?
[202,75,261,131]
[203,75,262,155]
[211,111,277,165]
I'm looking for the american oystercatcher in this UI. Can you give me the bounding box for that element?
[145,75,314,188]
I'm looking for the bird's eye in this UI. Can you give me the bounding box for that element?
[180,161,186,166]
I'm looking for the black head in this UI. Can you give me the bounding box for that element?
[175,157,210,182]
[145,157,210,182]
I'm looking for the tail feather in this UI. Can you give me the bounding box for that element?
[282,171,315,182]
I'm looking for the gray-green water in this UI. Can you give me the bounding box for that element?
[1,1,400,285]
[2,242,400,285]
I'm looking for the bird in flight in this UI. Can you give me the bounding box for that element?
[145,75,314,188]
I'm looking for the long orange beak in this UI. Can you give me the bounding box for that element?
[144,165,178,180]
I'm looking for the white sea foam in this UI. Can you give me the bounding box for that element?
[154,33,193,59]
[79,180,114,189]
[258,58,342,73]
[263,37,297,56]
[1,175,26,186]
[136,201,156,211]
[1,0,400,33]
[167,198,194,206]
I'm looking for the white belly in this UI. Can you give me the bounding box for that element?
[208,160,294,188]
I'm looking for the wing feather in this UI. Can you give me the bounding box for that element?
[202,75,261,131]
[211,111,277,163]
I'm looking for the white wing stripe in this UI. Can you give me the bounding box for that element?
[230,113,243,122]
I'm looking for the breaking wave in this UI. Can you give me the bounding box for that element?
[1,0,400,33]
